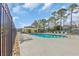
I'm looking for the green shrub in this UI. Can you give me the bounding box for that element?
[53,25,63,31]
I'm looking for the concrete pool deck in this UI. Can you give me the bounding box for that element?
[19,33,79,56]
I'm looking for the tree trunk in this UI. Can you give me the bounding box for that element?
[60,15,62,31]
[70,10,73,33]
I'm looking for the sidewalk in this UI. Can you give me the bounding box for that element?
[12,32,20,56]
[19,33,79,56]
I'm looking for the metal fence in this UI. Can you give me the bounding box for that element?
[0,3,16,56]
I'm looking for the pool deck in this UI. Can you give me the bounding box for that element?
[19,33,79,56]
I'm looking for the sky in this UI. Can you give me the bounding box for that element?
[8,3,79,28]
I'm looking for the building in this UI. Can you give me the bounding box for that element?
[0,3,16,56]
[21,26,38,33]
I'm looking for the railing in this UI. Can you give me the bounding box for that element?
[0,3,16,56]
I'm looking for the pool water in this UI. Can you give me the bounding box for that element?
[31,33,65,38]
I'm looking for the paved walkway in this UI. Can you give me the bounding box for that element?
[19,33,79,56]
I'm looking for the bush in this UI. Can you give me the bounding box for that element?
[53,25,63,31]
[47,27,54,32]
[47,25,63,32]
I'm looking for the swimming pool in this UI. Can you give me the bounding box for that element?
[31,33,65,38]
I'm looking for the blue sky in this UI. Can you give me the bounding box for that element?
[8,3,79,28]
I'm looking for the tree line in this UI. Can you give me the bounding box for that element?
[31,3,79,33]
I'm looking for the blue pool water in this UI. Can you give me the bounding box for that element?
[31,33,65,38]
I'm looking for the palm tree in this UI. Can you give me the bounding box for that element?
[48,17,58,27]
[47,16,60,32]
[31,20,38,28]
[47,17,52,28]
[51,11,60,26]
[68,3,78,33]
[57,8,67,30]
[37,20,42,28]
[47,17,54,32]
[51,11,57,18]
[41,19,47,31]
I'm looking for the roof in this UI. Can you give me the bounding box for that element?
[24,26,35,28]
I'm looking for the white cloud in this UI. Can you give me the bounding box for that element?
[19,22,26,26]
[12,5,27,14]
[17,22,31,28]
[13,17,28,28]
[13,16,19,21]
[15,22,26,28]
[40,3,52,11]
[12,6,21,13]
[61,5,67,9]
[23,3,40,10]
